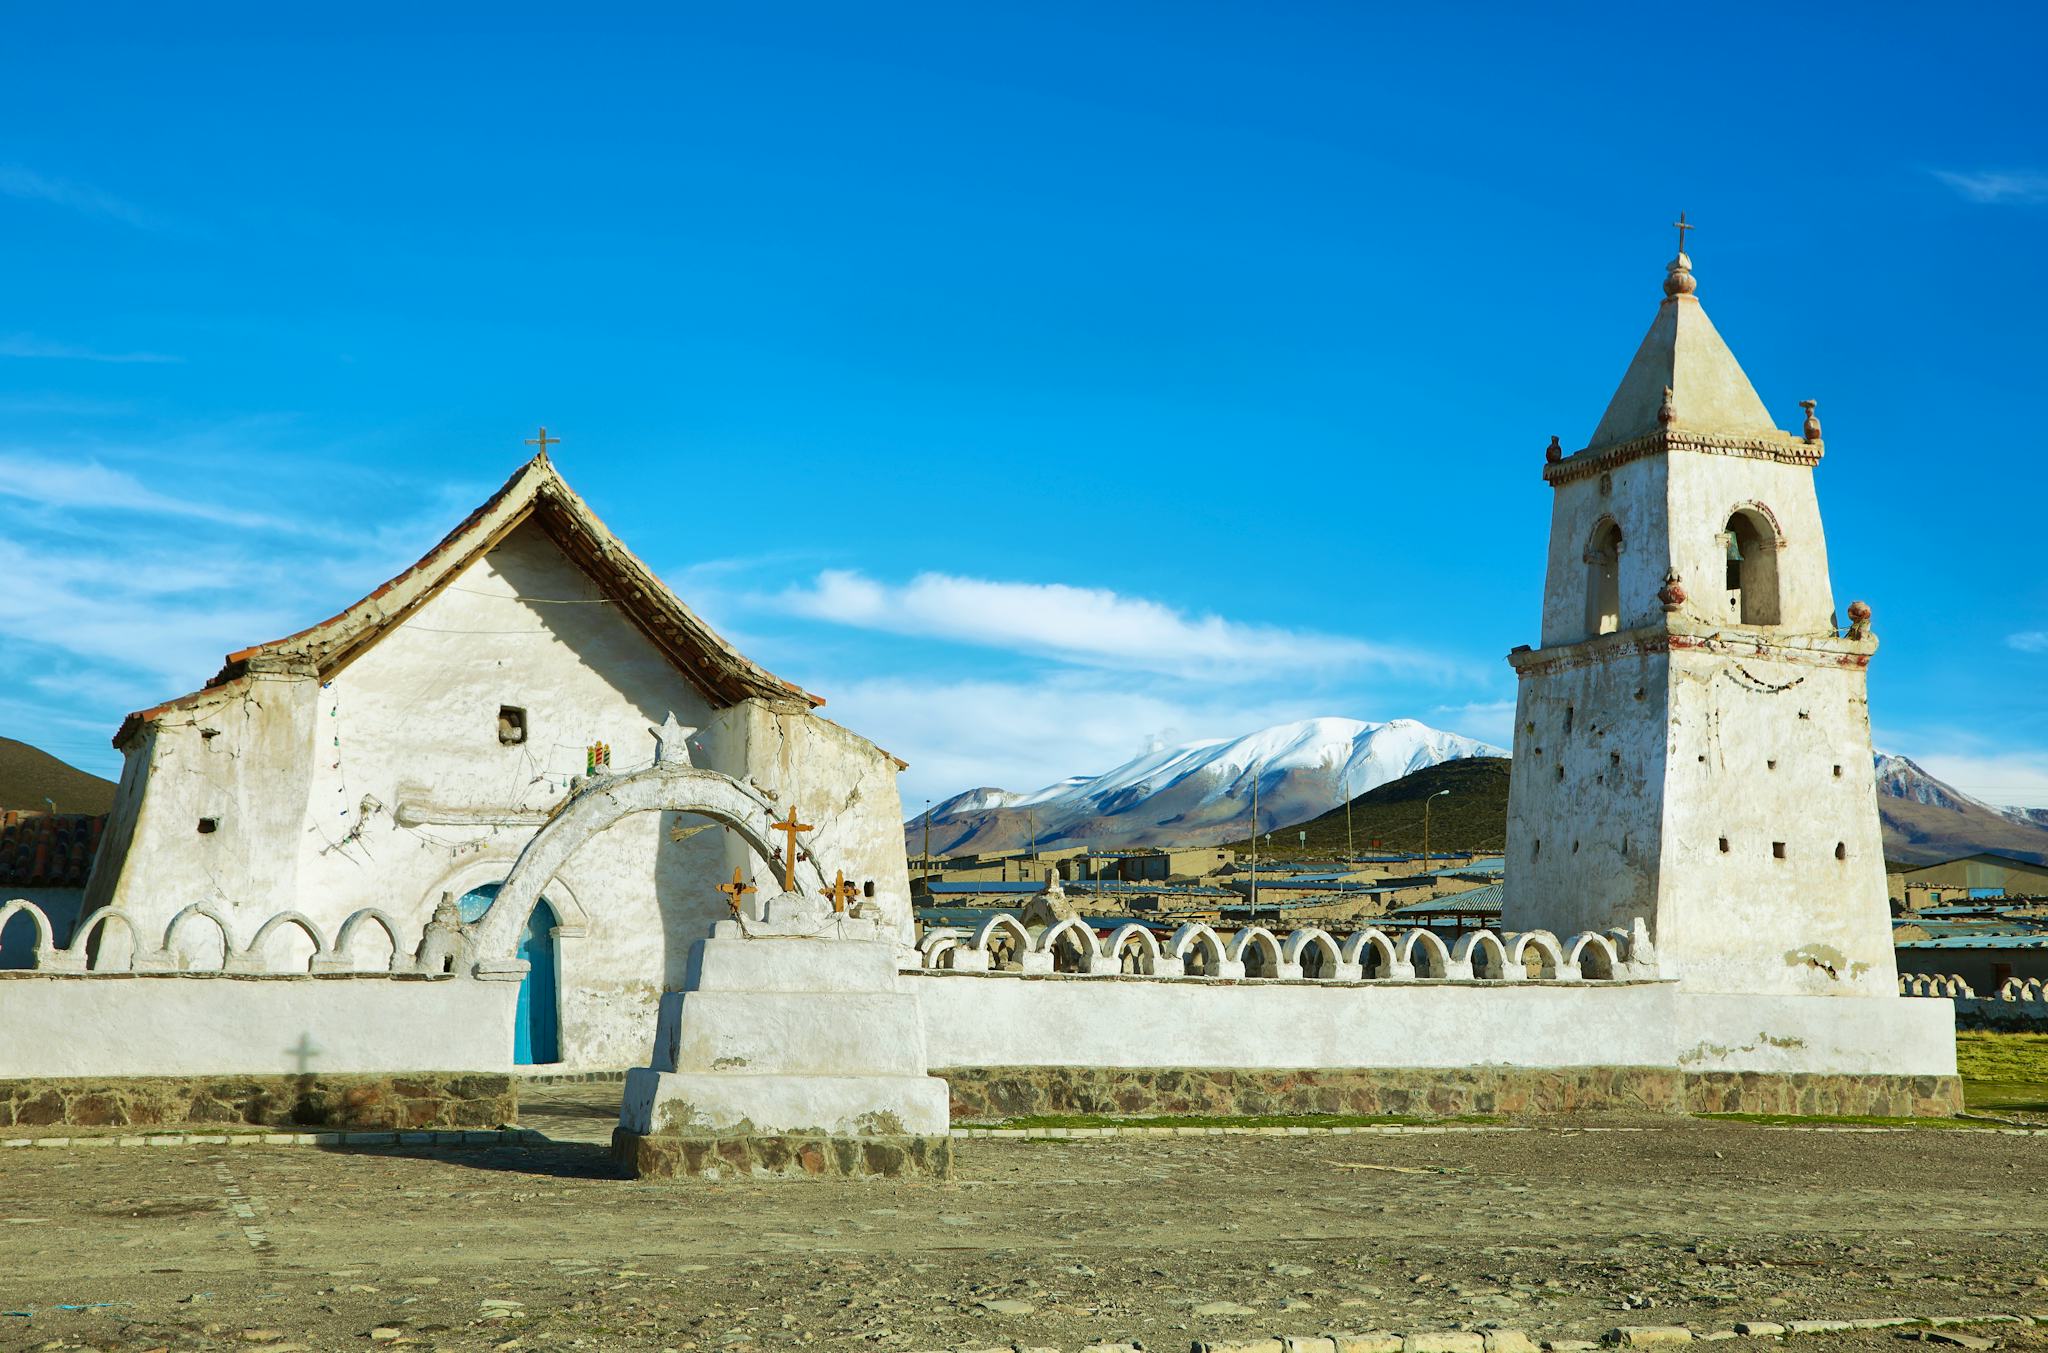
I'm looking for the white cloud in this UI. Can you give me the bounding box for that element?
[1429,698,1516,749]
[1906,749,2048,811]
[773,568,1427,681]
[2008,631,2048,653]
[0,166,155,227]
[821,671,1321,808]
[1930,169,2048,205]
[0,335,179,364]
[0,453,292,530]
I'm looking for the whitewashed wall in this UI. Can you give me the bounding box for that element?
[0,975,516,1079]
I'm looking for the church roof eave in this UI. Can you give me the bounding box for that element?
[113,454,820,749]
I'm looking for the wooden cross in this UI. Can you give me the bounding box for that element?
[770,806,813,892]
[821,869,859,914]
[1672,211,1694,256]
[525,426,560,454]
[716,867,757,918]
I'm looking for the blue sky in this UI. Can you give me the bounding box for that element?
[2,2,2044,812]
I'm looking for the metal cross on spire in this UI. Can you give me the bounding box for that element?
[525,426,560,455]
[1673,211,1695,256]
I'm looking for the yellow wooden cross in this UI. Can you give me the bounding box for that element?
[716,867,756,917]
[821,869,859,914]
[770,806,813,893]
[525,425,560,455]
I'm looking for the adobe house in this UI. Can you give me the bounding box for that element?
[78,453,912,1069]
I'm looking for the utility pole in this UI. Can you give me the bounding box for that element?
[1028,808,1037,860]
[1342,767,1354,860]
[1250,762,1261,911]
[1423,788,1451,882]
[922,799,931,880]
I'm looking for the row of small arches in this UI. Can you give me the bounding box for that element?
[1899,972,2046,1004]
[916,915,1641,983]
[0,898,416,975]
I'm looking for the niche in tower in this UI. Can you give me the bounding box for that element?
[1722,507,1781,625]
[1584,517,1624,637]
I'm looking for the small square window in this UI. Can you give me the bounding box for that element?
[1833,765,1843,778]
[498,706,528,746]
[1718,836,1729,853]
[1772,841,1787,859]
[1767,759,1777,770]
[197,817,219,835]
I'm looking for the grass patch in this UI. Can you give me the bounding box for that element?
[969,1111,1502,1131]
[1956,1031,2048,1114]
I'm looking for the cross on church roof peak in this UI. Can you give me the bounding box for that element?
[1663,212,1698,300]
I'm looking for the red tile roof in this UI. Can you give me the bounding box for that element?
[0,811,104,890]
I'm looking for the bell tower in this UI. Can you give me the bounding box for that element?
[1502,239,1897,998]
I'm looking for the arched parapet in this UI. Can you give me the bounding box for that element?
[152,903,238,972]
[1101,922,1177,977]
[229,910,327,974]
[1939,973,1976,998]
[318,908,406,974]
[1282,927,1352,981]
[470,762,826,974]
[1508,929,1569,981]
[72,909,142,972]
[1396,927,1454,979]
[1169,922,1237,979]
[1227,926,1298,980]
[0,899,71,972]
[1611,918,1662,979]
[971,914,1034,973]
[1341,927,1409,980]
[1566,931,1620,982]
[1038,915,1100,975]
[1451,929,1514,981]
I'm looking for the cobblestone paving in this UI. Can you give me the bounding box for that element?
[1,1119,2044,1351]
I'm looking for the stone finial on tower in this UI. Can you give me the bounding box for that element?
[1847,599,1873,640]
[1657,385,1677,426]
[1658,568,1688,613]
[1801,399,1822,443]
[1664,212,1697,298]
[1545,435,1563,464]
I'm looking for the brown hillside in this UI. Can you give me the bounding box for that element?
[0,737,117,815]
[1228,758,1510,859]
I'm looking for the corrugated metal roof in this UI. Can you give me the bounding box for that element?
[1895,935,2048,950]
[1392,882,1506,916]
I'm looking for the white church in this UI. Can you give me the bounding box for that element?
[0,237,1959,1168]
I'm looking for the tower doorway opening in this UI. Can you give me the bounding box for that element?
[1585,519,1624,637]
[1722,509,1780,625]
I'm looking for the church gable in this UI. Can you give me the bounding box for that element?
[115,455,814,748]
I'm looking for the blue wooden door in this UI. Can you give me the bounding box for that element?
[513,900,561,1065]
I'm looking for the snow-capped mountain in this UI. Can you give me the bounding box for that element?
[1872,752,2048,866]
[910,717,1504,855]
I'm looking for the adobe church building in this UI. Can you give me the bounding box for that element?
[77,454,913,1069]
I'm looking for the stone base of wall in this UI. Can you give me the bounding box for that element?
[614,1128,954,1181]
[939,1065,1964,1122]
[0,1073,516,1131]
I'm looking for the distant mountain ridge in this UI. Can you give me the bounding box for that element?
[0,737,117,816]
[909,717,1503,855]
[911,725,2048,867]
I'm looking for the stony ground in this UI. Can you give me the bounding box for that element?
[3,1103,2046,1353]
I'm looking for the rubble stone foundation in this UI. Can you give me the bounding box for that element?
[614,1127,953,1180]
[0,1072,516,1131]
[939,1065,1963,1122]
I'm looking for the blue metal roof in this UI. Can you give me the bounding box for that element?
[1392,882,1506,915]
[922,880,1045,895]
[1895,935,2048,950]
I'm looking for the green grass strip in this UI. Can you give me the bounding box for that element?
[968,1111,1503,1130]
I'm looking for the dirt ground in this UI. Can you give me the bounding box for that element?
[2,1114,2046,1353]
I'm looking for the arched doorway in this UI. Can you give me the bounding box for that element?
[457,882,563,1066]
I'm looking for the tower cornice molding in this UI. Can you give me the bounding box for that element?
[1543,429,1823,487]
[1508,619,1877,679]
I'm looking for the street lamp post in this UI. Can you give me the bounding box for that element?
[1422,788,1451,880]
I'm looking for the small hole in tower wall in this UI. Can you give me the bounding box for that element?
[1833,765,1843,778]
[1564,706,1575,734]
[498,705,528,745]
[1555,765,1565,782]
[1772,841,1787,859]
[1767,759,1777,770]
[1835,842,1847,860]
[197,817,219,835]
[1719,837,1729,853]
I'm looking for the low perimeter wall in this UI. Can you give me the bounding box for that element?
[0,972,518,1079]
[0,1072,516,1131]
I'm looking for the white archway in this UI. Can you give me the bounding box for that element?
[470,762,829,974]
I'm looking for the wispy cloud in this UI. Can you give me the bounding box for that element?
[772,569,1430,681]
[0,453,293,530]
[0,334,179,364]
[1930,168,2048,205]
[2008,631,2048,653]
[1429,698,1515,748]
[0,165,155,228]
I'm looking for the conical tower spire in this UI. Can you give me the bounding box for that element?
[1583,236,1781,452]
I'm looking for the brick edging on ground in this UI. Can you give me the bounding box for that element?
[1,1126,547,1150]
